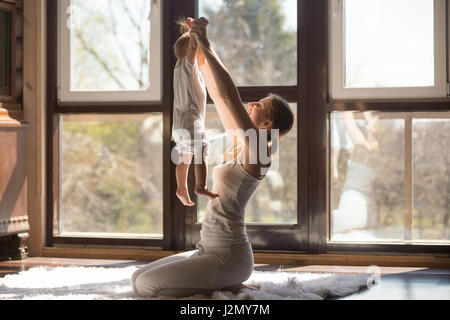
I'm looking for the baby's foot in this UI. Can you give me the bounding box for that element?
[176,188,195,206]
[194,186,219,200]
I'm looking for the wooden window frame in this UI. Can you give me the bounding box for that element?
[46,0,450,255]
[184,0,309,252]
[46,0,174,249]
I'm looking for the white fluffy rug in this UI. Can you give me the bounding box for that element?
[0,266,374,300]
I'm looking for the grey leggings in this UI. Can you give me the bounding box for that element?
[131,242,254,297]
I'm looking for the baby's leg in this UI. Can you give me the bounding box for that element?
[176,153,194,206]
[194,152,218,199]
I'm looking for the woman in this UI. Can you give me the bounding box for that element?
[131,17,294,298]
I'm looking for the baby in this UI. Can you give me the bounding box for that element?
[172,18,218,206]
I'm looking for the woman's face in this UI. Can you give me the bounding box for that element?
[247,97,273,129]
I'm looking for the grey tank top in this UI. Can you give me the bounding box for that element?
[196,147,263,249]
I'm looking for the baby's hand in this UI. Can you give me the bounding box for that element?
[190,17,209,45]
[186,17,195,29]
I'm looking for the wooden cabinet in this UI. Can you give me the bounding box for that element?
[0,0,28,260]
[0,105,28,259]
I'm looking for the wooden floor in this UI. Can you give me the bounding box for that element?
[0,257,449,300]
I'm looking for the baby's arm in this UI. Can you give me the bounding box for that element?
[186,33,198,65]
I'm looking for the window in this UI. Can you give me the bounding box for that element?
[199,0,297,86]
[49,0,168,247]
[57,0,162,102]
[52,0,303,251]
[330,112,405,242]
[412,117,449,241]
[326,0,450,253]
[190,0,304,251]
[329,111,449,244]
[0,2,15,102]
[329,0,447,99]
[0,9,12,96]
[47,0,448,254]
[58,114,163,239]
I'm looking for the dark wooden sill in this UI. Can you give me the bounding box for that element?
[42,247,450,268]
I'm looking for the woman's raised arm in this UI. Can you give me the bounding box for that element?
[197,48,239,138]
[190,18,257,135]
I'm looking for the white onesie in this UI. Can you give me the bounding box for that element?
[172,56,209,158]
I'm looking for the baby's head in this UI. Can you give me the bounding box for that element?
[174,18,192,61]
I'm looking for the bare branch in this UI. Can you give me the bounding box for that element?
[107,0,142,87]
[120,1,141,32]
[75,30,126,89]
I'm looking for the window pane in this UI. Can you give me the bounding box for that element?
[413,118,449,242]
[197,103,297,224]
[0,10,11,96]
[330,112,404,241]
[59,114,163,238]
[70,0,150,91]
[344,0,434,88]
[199,0,297,86]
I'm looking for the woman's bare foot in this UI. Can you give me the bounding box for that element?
[243,283,260,291]
[194,186,219,199]
[176,188,195,206]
